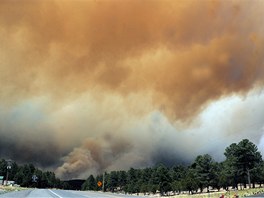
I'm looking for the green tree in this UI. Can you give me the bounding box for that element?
[14,167,25,185]
[193,154,215,192]
[210,162,221,191]
[170,165,186,181]
[82,175,96,190]
[61,181,71,190]
[127,168,137,184]
[250,162,263,188]
[0,159,60,188]
[170,165,186,195]
[224,139,262,188]
[171,180,183,194]
[8,162,19,181]
[118,170,127,190]
[18,164,35,187]
[258,162,264,187]
[32,169,43,188]
[107,171,118,192]
[217,161,231,190]
[124,168,140,194]
[156,164,172,195]
[181,168,199,194]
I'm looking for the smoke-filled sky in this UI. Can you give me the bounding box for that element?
[1,0,264,179]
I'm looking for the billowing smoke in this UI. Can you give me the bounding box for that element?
[0,0,264,179]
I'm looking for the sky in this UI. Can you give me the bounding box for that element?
[0,0,264,179]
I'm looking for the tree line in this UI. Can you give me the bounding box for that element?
[0,160,64,188]
[82,139,264,195]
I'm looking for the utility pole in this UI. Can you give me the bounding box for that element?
[102,172,104,192]
[5,160,12,186]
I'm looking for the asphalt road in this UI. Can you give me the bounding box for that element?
[247,194,264,197]
[0,189,148,198]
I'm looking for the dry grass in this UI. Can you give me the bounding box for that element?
[0,185,26,194]
[169,188,264,198]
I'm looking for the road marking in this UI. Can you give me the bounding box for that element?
[48,189,63,198]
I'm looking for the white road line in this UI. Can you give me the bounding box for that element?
[48,189,63,198]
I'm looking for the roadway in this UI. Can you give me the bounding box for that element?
[247,194,264,197]
[0,189,148,198]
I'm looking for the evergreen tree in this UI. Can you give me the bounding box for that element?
[181,168,199,194]
[224,139,262,188]
[82,175,96,190]
[118,170,127,190]
[108,171,118,192]
[156,164,172,195]
[193,154,214,192]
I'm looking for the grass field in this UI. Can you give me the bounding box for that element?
[170,188,264,198]
[0,185,26,194]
